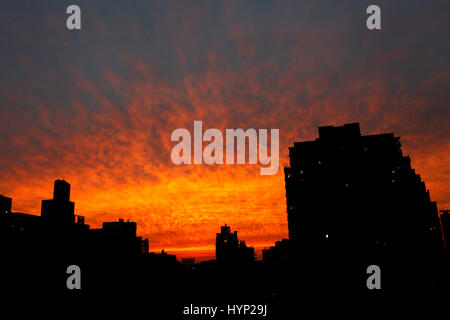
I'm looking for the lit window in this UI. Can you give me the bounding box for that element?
[325,234,329,239]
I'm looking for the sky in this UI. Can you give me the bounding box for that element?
[0,0,449,260]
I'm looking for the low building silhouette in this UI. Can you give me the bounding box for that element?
[0,179,150,258]
[216,224,254,264]
[262,239,289,264]
[0,194,45,241]
[89,219,146,256]
[147,249,177,267]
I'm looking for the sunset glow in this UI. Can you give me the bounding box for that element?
[1,1,448,260]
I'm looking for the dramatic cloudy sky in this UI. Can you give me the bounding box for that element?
[1,0,449,260]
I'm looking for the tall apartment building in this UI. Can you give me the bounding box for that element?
[284,123,444,289]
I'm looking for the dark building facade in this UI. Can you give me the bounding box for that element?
[0,194,12,215]
[0,179,161,295]
[216,225,254,264]
[90,219,146,255]
[148,249,177,264]
[441,210,450,251]
[1,179,151,262]
[284,123,444,289]
[41,179,75,225]
[262,239,289,265]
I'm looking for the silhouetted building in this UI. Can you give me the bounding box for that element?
[1,180,150,259]
[41,179,75,225]
[284,123,444,289]
[54,179,70,202]
[75,215,90,231]
[96,219,148,255]
[0,179,179,298]
[0,195,12,215]
[148,249,177,265]
[103,218,136,236]
[262,239,289,264]
[441,210,450,251]
[216,225,254,264]
[0,195,42,236]
[0,211,41,235]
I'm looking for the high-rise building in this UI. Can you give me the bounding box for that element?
[284,123,444,288]
[41,179,75,225]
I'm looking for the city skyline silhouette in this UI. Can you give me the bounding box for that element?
[1,123,449,317]
[1,2,449,317]
[1,123,448,263]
